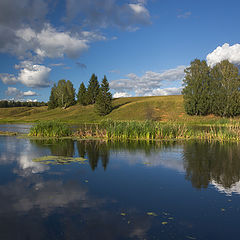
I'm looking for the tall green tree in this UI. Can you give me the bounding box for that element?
[182,59,212,115]
[48,79,76,109]
[211,60,240,117]
[77,82,88,105]
[95,75,113,116]
[48,84,57,109]
[86,74,99,104]
[65,80,76,107]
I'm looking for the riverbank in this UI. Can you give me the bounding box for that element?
[1,120,237,143]
[1,95,239,125]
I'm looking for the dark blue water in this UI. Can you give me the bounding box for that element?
[0,134,240,239]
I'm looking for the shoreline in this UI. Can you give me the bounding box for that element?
[1,131,240,143]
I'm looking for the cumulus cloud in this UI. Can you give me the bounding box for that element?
[23,90,37,96]
[0,0,48,30]
[5,87,37,99]
[1,61,51,88]
[207,43,240,67]
[151,87,183,96]
[113,92,132,98]
[14,24,90,59]
[0,0,48,56]
[66,0,151,30]
[0,0,152,90]
[5,87,22,98]
[110,65,186,96]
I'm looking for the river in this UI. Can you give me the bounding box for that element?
[0,124,239,239]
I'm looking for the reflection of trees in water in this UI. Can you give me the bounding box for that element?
[183,141,240,189]
[107,140,177,155]
[31,139,178,171]
[31,139,75,157]
[77,141,109,171]
[77,140,178,171]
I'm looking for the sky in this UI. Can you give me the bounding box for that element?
[0,0,240,102]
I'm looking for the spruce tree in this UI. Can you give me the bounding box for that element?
[95,75,113,116]
[65,80,76,107]
[211,60,240,117]
[86,74,99,104]
[77,82,88,105]
[48,84,58,109]
[182,59,212,115]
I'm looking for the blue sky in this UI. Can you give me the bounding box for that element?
[0,0,240,101]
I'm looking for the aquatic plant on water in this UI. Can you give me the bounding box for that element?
[32,155,87,165]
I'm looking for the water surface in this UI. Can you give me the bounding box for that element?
[0,131,240,239]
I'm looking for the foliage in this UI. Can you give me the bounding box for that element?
[182,59,212,115]
[48,84,58,109]
[77,82,88,105]
[182,59,240,118]
[48,79,76,109]
[86,74,100,104]
[211,60,240,117]
[28,121,72,137]
[0,100,46,108]
[95,75,113,116]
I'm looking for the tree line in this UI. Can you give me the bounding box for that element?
[48,74,112,116]
[182,59,240,117]
[0,100,47,108]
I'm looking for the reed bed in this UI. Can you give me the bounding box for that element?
[29,120,240,141]
[28,121,72,138]
[74,120,240,142]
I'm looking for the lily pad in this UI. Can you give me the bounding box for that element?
[147,212,158,216]
[32,155,87,165]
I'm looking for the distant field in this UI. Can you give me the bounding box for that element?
[0,95,233,124]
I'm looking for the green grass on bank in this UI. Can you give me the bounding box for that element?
[0,95,239,125]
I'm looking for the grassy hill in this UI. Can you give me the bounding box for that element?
[0,95,228,124]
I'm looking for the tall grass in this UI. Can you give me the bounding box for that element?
[99,120,193,140]
[29,121,72,138]
[28,120,240,142]
[73,120,240,142]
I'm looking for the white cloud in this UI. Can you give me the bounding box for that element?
[5,87,37,99]
[23,90,37,96]
[15,24,89,59]
[110,65,186,96]
[129,3,149,15]
[18,62,51,87]
[5,87,22,98]
[207,43,240,67]
[0,74,18,84]
[1,61,51,88]
[151,87,183,96]
[113,92,132,98]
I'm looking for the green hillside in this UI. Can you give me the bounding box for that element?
[0,95,228,124]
